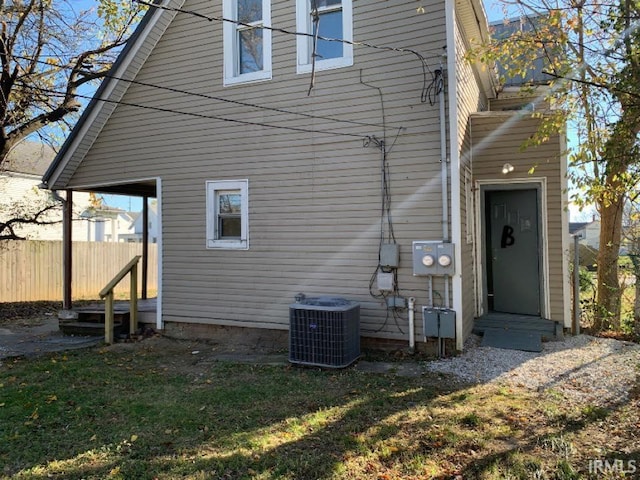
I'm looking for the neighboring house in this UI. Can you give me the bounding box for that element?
[569,218,600,250]
[0,141,92,241]
[42,0,570,350]
[80,205,136,242]
[125,202,159,243]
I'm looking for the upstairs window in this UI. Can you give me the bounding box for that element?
[296,0,353,74]
[206,180,249,249]
[223,0,272,85]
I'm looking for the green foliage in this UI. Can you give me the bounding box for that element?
[471,0,640,329]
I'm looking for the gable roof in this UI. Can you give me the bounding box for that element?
[41,0,185,192]
[3,141,56,176]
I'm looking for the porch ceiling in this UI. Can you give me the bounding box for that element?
[72,180,156,197]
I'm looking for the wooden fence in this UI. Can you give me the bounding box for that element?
[0,240,158,302]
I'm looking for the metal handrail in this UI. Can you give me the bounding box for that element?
[100,255,141,344]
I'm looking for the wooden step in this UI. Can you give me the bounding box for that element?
[59,307,133,337]
[59,321,128,337]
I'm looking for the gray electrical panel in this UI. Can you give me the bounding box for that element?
[412,241,455,276]
[422,307,456,339]
[380,243,400,268]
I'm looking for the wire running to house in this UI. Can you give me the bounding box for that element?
[134,0,437,102]
[12,54,399,130]
[19,84,371,140]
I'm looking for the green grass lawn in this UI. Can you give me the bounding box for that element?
[1,339,638,479]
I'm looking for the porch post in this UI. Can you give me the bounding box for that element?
[63,189,73,309]
[142,196,149,299]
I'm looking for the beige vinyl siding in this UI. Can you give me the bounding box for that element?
[65,0,450,340]
[453,17,487,340]
[470,113,566,322]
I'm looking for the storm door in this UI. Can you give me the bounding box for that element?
[485,188,541,315]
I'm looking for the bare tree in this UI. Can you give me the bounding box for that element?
[0,184,60,240]
[0,0,145,163]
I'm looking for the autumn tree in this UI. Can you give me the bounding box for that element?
[477,0,640,330]
[0,0,145,164]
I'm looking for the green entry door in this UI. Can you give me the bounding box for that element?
[485,189,541,315]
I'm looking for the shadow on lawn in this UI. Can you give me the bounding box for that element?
[2,341,638,480]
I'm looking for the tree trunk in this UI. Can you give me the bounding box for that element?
[630,253,640,336]
[595,195,625,331]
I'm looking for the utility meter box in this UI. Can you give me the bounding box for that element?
[380,243,400,268]
[422,307,456,339]
[412,241,455,276]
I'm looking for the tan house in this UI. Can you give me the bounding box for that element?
[42,0,570,352]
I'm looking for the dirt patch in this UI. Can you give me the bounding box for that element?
[0,301,62,326]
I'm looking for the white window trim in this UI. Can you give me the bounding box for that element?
[223,0,272,86]
[295,0,353,74]
[206,180,249,250]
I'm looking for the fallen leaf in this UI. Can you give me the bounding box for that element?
[131,434,138,442]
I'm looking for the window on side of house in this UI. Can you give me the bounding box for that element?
[223,0,271,85]
[206,180,249,249]
[296,0,353,74]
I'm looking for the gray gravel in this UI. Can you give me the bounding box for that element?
[424,334,640,406]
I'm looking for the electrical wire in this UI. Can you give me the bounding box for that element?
[12,54,399,130]
[18,83,370,140]
[425,68,444,106]
[134,0,437,102]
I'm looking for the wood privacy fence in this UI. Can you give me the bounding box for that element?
[0,240,158,302]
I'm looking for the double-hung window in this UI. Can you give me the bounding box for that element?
[206,180,249,249]
[223,0,271,85]
[296,0,353,73]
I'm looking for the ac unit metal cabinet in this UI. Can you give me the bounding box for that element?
[289,297,360,368]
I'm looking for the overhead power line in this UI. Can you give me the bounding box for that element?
[19,83,371,140]
[12,54,402,130]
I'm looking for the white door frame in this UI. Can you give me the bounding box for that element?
[68,176,163,329]
[474,177,550,318]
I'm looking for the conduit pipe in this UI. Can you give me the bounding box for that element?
[408,297,416,352]
[438,68,451,309]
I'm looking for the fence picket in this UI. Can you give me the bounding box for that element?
[0,240,158,301]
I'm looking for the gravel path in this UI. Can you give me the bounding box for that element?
[424,334,640,407]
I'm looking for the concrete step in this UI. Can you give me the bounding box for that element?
[473,314,561,341]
